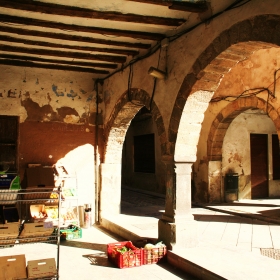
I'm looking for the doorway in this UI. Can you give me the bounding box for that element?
[250,134,268,198]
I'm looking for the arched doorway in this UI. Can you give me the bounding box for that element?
[100,88,167,219]
[206,101,280,203]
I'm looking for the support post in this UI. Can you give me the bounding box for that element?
[158,158,198,250]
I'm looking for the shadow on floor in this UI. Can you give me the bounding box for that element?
[193,214,273,224]
[83,252,115,268]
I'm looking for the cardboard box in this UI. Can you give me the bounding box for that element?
[27,258,57,279]
[23,167,55,201]
[19,222,54,243]
[26,167,54,188]
[0,223,19,245]
[0,254,27,280]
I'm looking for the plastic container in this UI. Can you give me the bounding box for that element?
[107,241,142,268]
[142,245,167,265]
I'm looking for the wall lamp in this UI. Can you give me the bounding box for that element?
[148,67,166,80]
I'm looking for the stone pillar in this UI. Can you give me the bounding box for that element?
[158,159,198,250]
[99,163,122,217]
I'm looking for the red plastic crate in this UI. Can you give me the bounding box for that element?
[107,241,142,268]
[142,246,167,265]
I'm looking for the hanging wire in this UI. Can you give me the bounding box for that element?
[211,68,280,114]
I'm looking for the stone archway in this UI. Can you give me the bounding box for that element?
[208,97,280,161]
[100,88,167,217]
[158,15,280,250]
[206,97,280,202]
[168,16,280,211]
[169,15,280,153]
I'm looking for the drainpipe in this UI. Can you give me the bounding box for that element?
[94,80,99,224]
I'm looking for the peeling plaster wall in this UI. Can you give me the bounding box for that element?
[0,66,102,124]
[223,109,280,199]
[0,66,103,218]
[194,47,280,202]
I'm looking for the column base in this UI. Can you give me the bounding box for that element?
[158,218,198,250]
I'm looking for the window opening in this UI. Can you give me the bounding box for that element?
[134,133,155,173]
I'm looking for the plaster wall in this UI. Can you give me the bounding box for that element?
[0,66,101,221]
[194,47,280,202]
[103,0,280,143]
[223,109,280,199]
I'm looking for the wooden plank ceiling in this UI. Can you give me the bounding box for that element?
[0,0,238,80]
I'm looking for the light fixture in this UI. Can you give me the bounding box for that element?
[148,67,166,80]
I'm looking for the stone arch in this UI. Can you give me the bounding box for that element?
[170,14,280,161]
[207,96,280,161]
[104,88,168,163]
[206,97,280,202]
[100,88,167,216]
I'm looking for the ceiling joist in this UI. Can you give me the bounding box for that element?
[128,0,209,13]
[0,54,119,69]
[0,0,231,78]
[0,0,185,26]
[0,59,110,74]
[0,26,152,49]
[0,35,139,57]
[0,14,166,41]
[0,44,127,64]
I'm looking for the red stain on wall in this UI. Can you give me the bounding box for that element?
[18,121,104,181]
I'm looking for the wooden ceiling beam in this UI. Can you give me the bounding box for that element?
[0,25,151,49]
[0,35,139,57]
[128,0,209,13]
[0,14,165,41]
[0,54,118,69]
[0,44,127,64]
[0,59,110,74]
[0,0,185,26]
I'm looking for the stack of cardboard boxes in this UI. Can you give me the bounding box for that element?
[0,254,57,279]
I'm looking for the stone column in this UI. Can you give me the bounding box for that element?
[158,158,198,250]
[99,163,122,217]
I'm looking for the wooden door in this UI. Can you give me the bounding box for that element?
[250,134,268,199]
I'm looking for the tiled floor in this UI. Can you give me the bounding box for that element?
[1,225,198,280]
[2,188,280,280]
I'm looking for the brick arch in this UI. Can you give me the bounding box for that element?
[170,14,280,160]
[104,88,167,164]
[207,96,280,161]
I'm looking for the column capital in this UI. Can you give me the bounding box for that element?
[174,162,193,174]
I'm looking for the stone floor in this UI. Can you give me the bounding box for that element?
[103,187,280,279]
[1,188,280,279]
